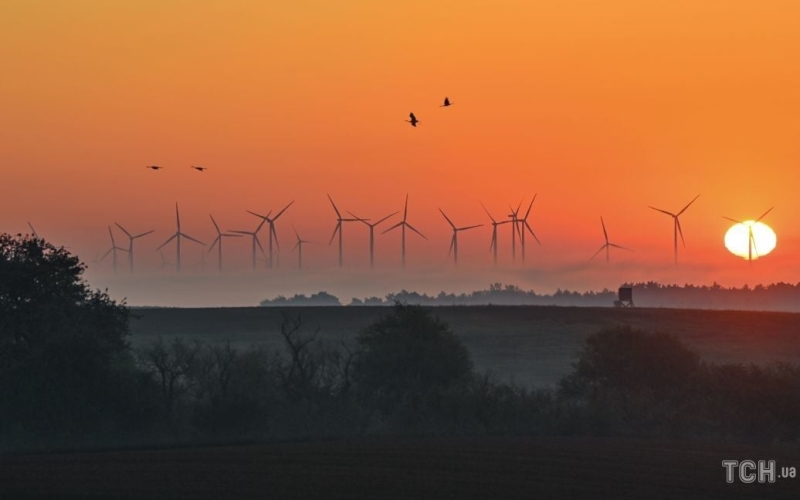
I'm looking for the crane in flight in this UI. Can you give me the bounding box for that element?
[406,112,419,127]
[145,165,164,171]
[440,97,451,107]
[190,165,207,172]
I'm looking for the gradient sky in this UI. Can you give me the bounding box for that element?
[2,1,799,305]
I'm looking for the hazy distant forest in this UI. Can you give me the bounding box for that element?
[3,233,800,454]
[261,282,800,311]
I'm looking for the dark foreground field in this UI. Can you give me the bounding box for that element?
[131,306,800,387]
[1,437,797,499]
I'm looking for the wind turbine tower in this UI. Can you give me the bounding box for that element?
[327,194,361,268]
[247,201,294,269]
[155,203,205,273]
[348,210,397,269]
[114,223,154,273]
[439,208,482,266]
[648,195,700,265]
[382,194,427,269]
[590,217,633,263]
[208,215,241,271]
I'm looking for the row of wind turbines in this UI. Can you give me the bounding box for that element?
[27,193,774,274]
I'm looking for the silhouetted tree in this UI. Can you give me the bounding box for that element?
[0,233,140,436]
[354,303,473,418]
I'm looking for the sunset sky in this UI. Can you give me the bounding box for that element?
[2,1,799,305]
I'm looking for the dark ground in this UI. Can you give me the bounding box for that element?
[130,306,800,387]
[1,436,797,499]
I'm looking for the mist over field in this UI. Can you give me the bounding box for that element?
[85,258,797,308]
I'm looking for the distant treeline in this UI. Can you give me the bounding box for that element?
[261,282,800,311]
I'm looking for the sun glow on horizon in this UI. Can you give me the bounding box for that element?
[724,222,777,260]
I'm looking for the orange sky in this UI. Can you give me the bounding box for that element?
[1,1,799,303]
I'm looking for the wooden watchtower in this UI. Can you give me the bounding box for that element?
[615,286,634,307]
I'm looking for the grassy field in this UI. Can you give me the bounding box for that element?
[1,436,797,499]
[130,306,800,387]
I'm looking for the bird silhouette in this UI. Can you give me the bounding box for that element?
[145,165,164,170]
[406,112,419,127]
[440,97,451,107]
[190,165,207,172]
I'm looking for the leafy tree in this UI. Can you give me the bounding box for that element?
[354,303,473,417]
[0,234,137,435]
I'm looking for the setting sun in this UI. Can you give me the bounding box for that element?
[724,222,777,260]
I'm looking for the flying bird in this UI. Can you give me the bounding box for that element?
[406,112,419,127]
[145,165,164,170]
[190,165,207,172]
[440,97,451,107]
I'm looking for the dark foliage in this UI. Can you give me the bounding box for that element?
[0,234,157,440]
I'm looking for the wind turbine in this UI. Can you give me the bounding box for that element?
[508,201,523,263]
[347,210,397,269]
[439,209,482,266]
[230,216,268,270]
[27,222,39,239]
[114,222,154,273]
[247,200,294,269]
[590,217,633,263]
[723,207,774,263]
[649,194,700,265]
[155,203,205,273]
[516,196,542,264]
[481,203,511,266]
[100,226,128,274]
[292,226,312,270]
[208,215,241,272]
[327,194,362,268]
[382,194,427,269]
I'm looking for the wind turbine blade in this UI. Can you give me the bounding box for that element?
[405,223,427,240]
[525,222,542,245]
[722,216,744,224]
[255,236,266,258]
[180,233,206,246]
[480,202,497,223]
[100,248,113,262]
[523,194,536,219]
[134,230,155,239]
[254,218,268,233]
[327,194,342,218]
[293,241,300,251]
[208,236,220,252]
[329,222,341,245]
[28,222,38,237]
[676,218,686,248]
[382,222,403,234]
[374,211,399,226]
[271,225,280,249]
[210,215,221,234]
[247,210,269,220]
[223,233,243,238]
[273,200,295,220]
[403,194,409,221]
[175,203,181,231]
[108,226,116,246]
[156,233,177,251]
[609,243,634,252]
[750,230,760,257]
[458,224,483,231]
[677,194,701,216]
[589,245,606,261]
[230,230,252,235]
[600,217,608,243]
[439,208,456,229]
[756,206,774,222]
[346,211,369,224]
[648,206,675,217]
[114,223,132,238]
[293,225,300,240]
